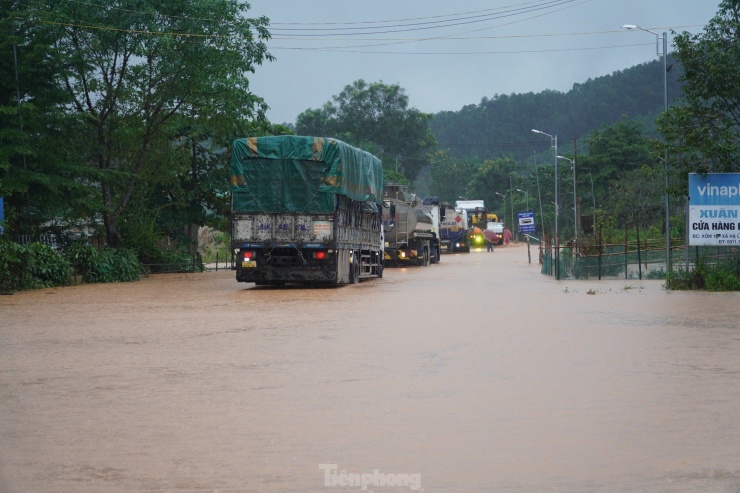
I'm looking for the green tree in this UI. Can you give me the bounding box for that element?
[605,165,665,228]
[467,156,520,207]
[1,4,100,240]
[428,151,474,203]
[578,120,653,194]
[293,107,330,138]
[122,115,292,255]
[38,0,272,247]
[658,0,740,175]
[296,80,437,180]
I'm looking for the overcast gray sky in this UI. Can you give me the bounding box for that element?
[245,0,720,125]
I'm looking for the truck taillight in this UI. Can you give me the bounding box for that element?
[313,251,327,260]
[243,251,256,260]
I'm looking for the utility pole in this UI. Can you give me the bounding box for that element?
[573,139,578,245]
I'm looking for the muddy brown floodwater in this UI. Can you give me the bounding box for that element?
[1,244,739,493]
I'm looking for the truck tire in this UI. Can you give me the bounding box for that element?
[431,244,440,264]
[349,253,360,284]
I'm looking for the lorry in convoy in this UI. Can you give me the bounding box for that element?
[229,135,385,285]
[382,184,441,266]
[455,199,487,227]
[455,199,488,247]
[439,205,470,253]
[455,199,505,246]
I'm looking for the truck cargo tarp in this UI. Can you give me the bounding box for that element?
[230,136,384,214]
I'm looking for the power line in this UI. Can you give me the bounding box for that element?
[267,0,577,36]
[33,0,584,44]
[18,0,708,46]
[265,42,654,56]
[272,0,592,48]
[29,19,654,56]
[266,0,551,26]
[265,25,706,42]
[26,0,706,56]
[19,0,575,38]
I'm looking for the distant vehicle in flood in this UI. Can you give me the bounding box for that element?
[439,205,470,253]
[382,184,441,266]
[455,200,504,246]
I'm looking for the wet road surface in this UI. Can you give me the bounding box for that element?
[1,244,739,492]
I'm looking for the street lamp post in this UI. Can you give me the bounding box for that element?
[516,188,529,210]
[535,163,545,238]
[532,129,559,279]
[623,23,670,277]
[588,172,596,233]
[508,175,515,237]
[495,191,506,228]
[557,155,577,244]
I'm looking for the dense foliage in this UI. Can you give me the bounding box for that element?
[295,80,438,180]
[0,238,205,292]
[64,241,142,283]
[430,58,682,162]
[1,0,273,250]
[658,0,740,179]
[670,257,740,291]
[0,241,71,292]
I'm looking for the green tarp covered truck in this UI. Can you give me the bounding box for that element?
[229,135,385,285]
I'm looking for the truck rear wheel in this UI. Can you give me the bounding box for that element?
[349,253,360,284]
[421,247,430,267]
[431,244,440,264]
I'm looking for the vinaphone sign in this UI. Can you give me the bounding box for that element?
[688,173,740,246]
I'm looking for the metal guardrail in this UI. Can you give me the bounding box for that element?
[537,239,739,280]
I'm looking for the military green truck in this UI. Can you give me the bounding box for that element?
[229,135,384,286]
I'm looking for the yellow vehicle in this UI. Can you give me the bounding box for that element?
[468,227,487,248]
[469,214,503,247]
[456,201,503,247]
[474,212,499,226]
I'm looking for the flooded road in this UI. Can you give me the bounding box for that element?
[1,244,739,492]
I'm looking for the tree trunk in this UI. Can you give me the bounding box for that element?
[102,183,121,248]
[186,223,198,256]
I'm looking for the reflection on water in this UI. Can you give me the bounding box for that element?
[1,246,739,492]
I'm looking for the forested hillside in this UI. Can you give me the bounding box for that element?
[430,56,683,161]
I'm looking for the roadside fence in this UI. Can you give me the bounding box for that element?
[538,236,739,280]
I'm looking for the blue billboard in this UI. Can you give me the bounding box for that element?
[517,211,536,234]
[688,173,740,246]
